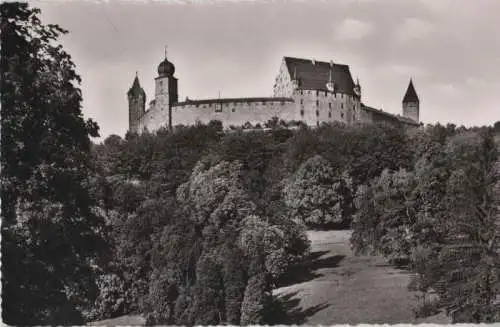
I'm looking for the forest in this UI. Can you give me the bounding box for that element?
[2,3,500,325]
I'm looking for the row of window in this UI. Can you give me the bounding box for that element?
[301,99,351,110]
[194,101,287,108]
[299,110,345,119]
[299,90,346,97]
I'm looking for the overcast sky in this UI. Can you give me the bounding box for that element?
[37,0,500,140]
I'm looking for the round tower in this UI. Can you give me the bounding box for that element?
[402,79,419,122]
[127,72,146,133]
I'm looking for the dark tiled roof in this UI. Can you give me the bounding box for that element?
[128,76,145,97]
[174,97,294,107]
[361,104,419,126]
[284,57,356,95]
[403,79,419,103]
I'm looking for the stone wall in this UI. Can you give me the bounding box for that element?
[171,98,296,128]
[138,98,297,132]
[293,89,361,126]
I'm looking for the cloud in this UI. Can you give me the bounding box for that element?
[393,17,435,44]
[432,83,459,96]
[334,18,374,41]
[385,63,427,78]
[418,0,454,13]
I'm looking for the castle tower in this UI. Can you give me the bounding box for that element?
[402,79,419,122]
[127,73,146,133]
[155,48,178,129]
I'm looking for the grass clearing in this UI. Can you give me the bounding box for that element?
[272,230,450,325]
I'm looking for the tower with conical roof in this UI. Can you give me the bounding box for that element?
[155,47,178,130]
[402,79,419,122]
[127,72,146,133]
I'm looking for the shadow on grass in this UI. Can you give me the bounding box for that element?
[375,258,412,271]
[266,291,330,325]
[276,251,346,288]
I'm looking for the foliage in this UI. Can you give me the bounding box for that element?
[284,155,354,227]
[240,274,270,325]
[1,3,106,324]
[351,126,500,323]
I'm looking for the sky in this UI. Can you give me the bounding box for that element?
[36,0,500,140]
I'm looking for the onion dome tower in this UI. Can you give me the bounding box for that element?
[155,47,178,129]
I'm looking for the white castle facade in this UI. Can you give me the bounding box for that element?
[127,53,421,133]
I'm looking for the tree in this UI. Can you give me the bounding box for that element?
[413,130,500,323]
[283,155,353,227]
[240,273,270,325]
[351,168,417,261]
[1,3,106,324]
[189,253,225,325]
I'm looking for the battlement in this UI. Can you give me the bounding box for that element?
[127,53,420,133]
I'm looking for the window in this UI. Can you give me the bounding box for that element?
[316,110,319,116]
[328,112,332,118]
[232,108,235,112]
[301,99,304,105]
[316,100,319,106]
[300,109,304,116]
[341,113,344,119]
[316,90,319,96]
[316,121,320,127]
[329,103,332,109]
[341,103,344,109]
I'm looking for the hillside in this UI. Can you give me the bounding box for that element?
[272,230,450,325]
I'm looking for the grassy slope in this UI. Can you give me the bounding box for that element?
[272,230,451,325]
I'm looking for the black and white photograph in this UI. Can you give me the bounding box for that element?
[1,0,500,325]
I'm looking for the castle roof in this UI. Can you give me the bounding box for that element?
[361,104,420,126]
[174,97,294,106]
[403,79,419,103]
[283,57,356,95]
[128,75,145,97]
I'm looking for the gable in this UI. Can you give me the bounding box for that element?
[284,57,356,95]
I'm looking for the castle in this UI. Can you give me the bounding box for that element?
[127,52,420,133]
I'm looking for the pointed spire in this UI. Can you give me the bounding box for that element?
[128,72,144,96]
[403,78,419,103]
[164,45,168,58]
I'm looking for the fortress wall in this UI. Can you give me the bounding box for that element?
[171,99,297,128]
[293,90,360,126]
[360,107,401,127]
[138,103,170,132]
[359,106,374,124]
